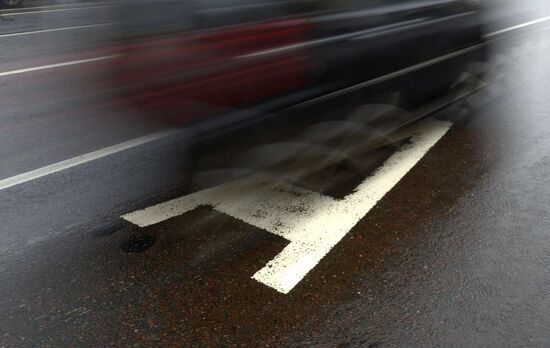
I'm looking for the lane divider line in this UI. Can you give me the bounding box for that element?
[122,119,452,294]
[0,55,118,78]
[0,129,181,191]
[0,1,110,13]
[1,4,110,16]
[485,15,550,38]
[0,15,547,78]
[0,23,113,38]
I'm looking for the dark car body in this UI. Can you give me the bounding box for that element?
[110,0,487,181]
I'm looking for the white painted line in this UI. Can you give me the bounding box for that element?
[1,4,110,16]
[0,55,118,78]
[485,15,550,38]
[0,23,112,38]
[122,119,452,294]
[0,129,181,191]
[0,2,109,13]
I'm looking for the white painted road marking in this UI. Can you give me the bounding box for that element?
[0,129,181,191]
[0,16,541,77]
[1,4,110,16]
[0,23,113,39]
[0,2,110,13]
[122,119,452,294]
[0,15,542,78]
[0,55,118,78]
[485,15,550,38]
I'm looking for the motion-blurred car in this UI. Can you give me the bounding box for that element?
[109,0,488,182]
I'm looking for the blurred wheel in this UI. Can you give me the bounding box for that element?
[2,0,22,7]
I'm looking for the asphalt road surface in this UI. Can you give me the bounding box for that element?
[2,1,550,347]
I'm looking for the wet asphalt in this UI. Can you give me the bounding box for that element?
[1,1,550,347]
